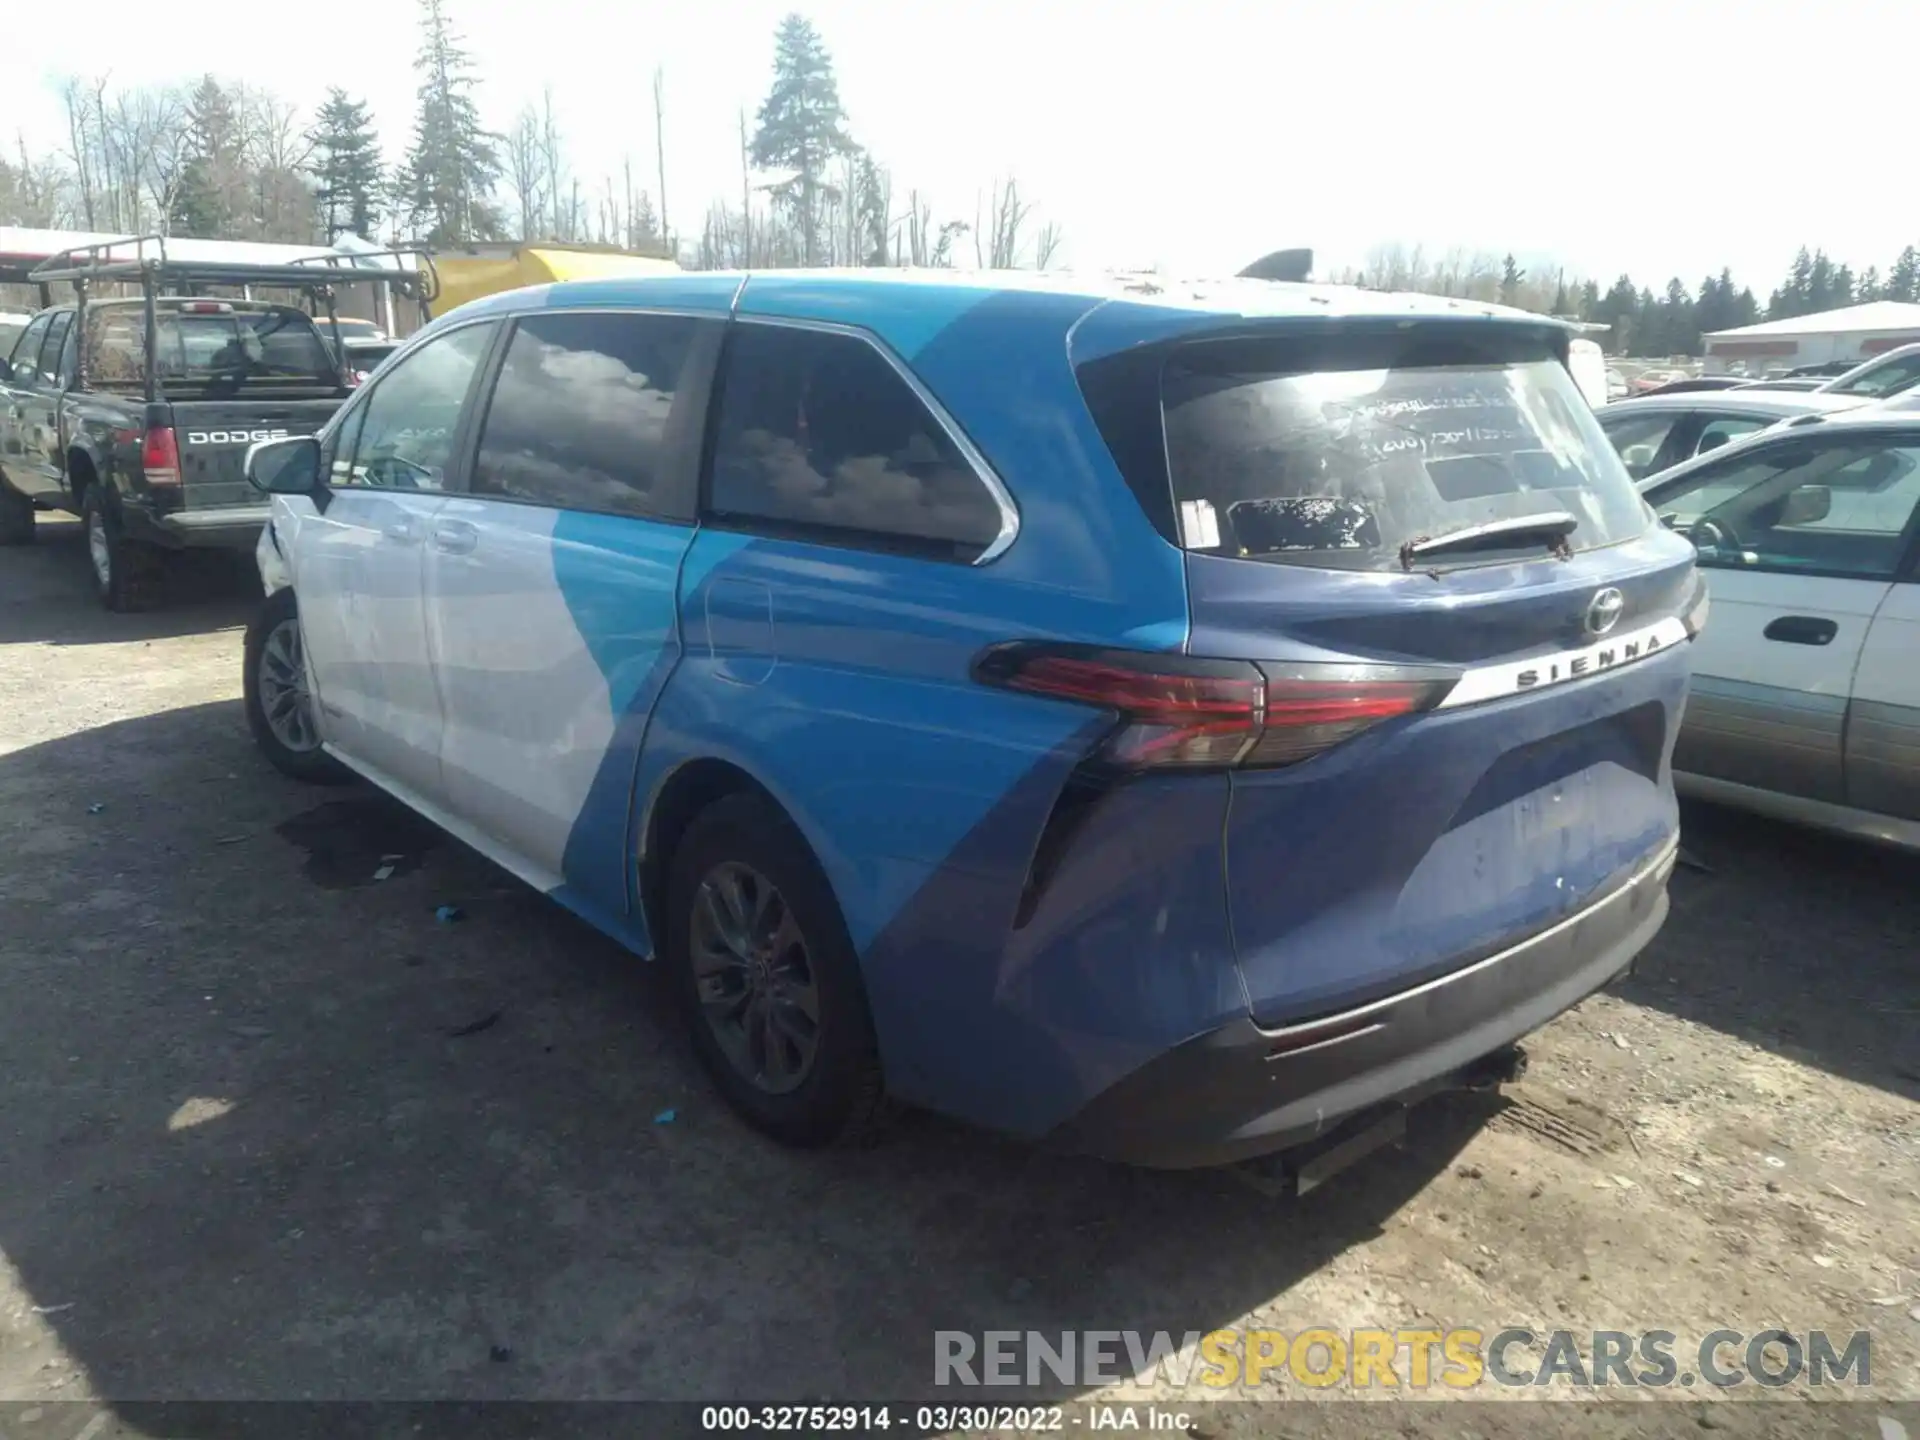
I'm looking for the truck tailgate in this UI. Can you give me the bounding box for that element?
[171,400,342,510]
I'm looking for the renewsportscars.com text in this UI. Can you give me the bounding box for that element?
[934,1328,1873,1390]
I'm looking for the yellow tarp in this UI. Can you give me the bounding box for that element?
[433,247,680,315]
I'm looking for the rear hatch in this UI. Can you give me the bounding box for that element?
[1091,319,1702,1026]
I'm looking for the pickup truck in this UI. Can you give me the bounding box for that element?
[0,296,353,610]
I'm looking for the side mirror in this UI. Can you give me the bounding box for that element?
[0,359,12,383]
[245,435,322,496]
[1780,483,1831,526]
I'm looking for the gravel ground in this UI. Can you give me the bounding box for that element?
[1,521,1915,1438]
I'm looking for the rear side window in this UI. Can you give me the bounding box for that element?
[1160,331,1650,571]
[472,310,716,521]
[1598,411,1683,481]
[708,322,1004,561]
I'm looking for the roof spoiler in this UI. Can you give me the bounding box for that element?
[1238,248,1313,283]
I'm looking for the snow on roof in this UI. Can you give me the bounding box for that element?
[1704,300,1920,340]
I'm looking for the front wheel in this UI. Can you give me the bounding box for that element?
[244,588,347,785]
[665,792,886,1148]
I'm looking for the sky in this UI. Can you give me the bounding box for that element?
[9,0,1915,294]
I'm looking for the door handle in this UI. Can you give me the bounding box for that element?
[1763,615,1838,646]
[430,519,478,555]
[382,516,423,544]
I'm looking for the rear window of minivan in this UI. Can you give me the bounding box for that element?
[1159,330,1650,570]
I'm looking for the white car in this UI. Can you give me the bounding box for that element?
[1639,407,1920,847]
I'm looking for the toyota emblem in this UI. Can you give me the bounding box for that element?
[1585,587,1625,637]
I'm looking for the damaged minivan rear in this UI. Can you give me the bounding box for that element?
[1022,305,1704,1168]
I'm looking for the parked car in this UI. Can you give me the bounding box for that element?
[0,296,351,609]
[1785,360,1861,379]
[1633,376,1755,397]
[0,240,432,610]
[1595,390,1862,481]
[341,336,401,384]
[1815,341,1920,402]
[1606,367,1629,401]
[1638,407,1920,849]
[1734,377,1828,392]
[240,271,1701,1170]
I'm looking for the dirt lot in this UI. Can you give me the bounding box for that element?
[1,522,1916,1436]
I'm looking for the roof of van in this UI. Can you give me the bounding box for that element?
[448,267,1563,368]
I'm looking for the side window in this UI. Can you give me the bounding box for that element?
[1691,415,1767,458]
[1647,438,1920,580]
[8,314,52,379]
[470,310,715,520]
[324,399,369,489]
[707,322,1004,561]
[37,313,73,387]
[1599,411,1681,480]
[332,323,495,491]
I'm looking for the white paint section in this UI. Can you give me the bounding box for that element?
[291,488,449,798]
[1855,583,1920,711]
[1685,569,1886,698]
[1440,617,1689,709]
[425,498,616,882]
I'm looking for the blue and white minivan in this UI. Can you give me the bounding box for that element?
[242,270,1705,1169]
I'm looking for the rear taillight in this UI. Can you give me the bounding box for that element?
[973,643,1454,771]
[141,426,182,487]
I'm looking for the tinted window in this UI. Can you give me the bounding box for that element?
[37,312,73,386]
[708,323,1003,560]
[1161,334,1649,571]
[8,314,51,376]
[1599,410,1683,480]
[472,311,713,520]
[1690,414,1769,458]
[1647,437,1920,580]
[335,323,495,491]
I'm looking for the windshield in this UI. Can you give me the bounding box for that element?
[1160,333,1650,571]
[1824,350,1920,399]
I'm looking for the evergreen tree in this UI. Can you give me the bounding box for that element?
[1887,247,1920,304]
[168,76,241,238]
[751,14,854,266]
[401,0,501,244]
[1857,266,1883,302]
[1497,253,1525,306]
[1577,278,1600,321]
[1806,250,1836,313]
[1661,277,1698,355]
[308,89,384,241]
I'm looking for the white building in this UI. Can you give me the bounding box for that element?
[1701,300,1920,375]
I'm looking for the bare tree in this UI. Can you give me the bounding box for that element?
[975,177,1030,269]
[652,67,669,255]
[503,105,548,240]
[1033,219,1063,269]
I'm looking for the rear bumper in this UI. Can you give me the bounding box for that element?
[1045,837,1676,1169]
[126,503,271,549]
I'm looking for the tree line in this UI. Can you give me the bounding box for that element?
[0,6,1059,275]
[1340,242,1920,358]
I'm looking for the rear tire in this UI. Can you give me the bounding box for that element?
[665,792,886,1148]
[0,481,34,545]
[82,486,166,612]
[244,587,348,785]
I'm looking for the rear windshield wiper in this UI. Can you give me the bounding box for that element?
[1399,511,1578,570]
